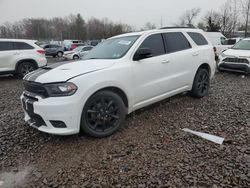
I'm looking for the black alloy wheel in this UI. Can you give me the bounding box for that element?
[17,62,36,78]
[190,68,210,98]
[81,91,126,137]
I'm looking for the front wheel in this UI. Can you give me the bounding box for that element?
[81,91,126,138]
[190,68,210,98]
[73,55,79,60]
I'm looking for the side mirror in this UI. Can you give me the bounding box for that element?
[133,48,153,61]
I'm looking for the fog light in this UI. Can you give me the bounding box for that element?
[50,121,67,128]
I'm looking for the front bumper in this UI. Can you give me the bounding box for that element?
[20,93,81,135]
[63,54,74,60]
[218,62,250,74]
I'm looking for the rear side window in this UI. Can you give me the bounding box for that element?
[187,32,208,46]
[163,32,191,53]
[15,42,34,50]
[0,42,14,51]
[138,34,165,57]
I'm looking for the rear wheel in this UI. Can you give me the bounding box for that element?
[16,62,36,78]
[190,68,210,98]
[81,91,126,138]
[57,51,63,57]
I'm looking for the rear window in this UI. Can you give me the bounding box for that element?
[163,32,191,53]
[0,42,14,51]
[187,32,208,46]
[15,42,34,50]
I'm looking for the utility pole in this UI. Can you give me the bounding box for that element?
[160,16,163,28]
[245,1,250,37]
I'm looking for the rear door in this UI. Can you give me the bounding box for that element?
[162,32,198,90]
[0,42,19,72]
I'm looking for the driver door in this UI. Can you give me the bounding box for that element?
[132,33,171,107]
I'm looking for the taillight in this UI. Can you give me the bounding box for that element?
[37,50,45,54]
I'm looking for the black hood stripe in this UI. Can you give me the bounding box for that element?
[24,61,72,82]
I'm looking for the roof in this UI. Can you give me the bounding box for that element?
[0,38,37,43]
[112,28,202,39]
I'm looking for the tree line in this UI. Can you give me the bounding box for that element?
[177,0,250,37]
[0,14,132,41]
[1,0,250,40]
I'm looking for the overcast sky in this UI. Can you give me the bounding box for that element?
[0,0,226,28]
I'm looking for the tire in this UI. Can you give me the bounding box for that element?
[16,62,36,78]
[57,51,63,57]
[190,68,210,98]
[81,91,126,138]
[73,55,79,60]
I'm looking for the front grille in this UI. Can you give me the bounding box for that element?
[224,58,249,64]
[23,81,48,98]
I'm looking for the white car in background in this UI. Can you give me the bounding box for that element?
[0,39,47,78]
[218,38,250,74]
[205,32,233,59]
[21,28,215,137]
[63,46,94,60]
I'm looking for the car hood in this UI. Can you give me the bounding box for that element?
[24,59,115,83]
[223,49,250,58]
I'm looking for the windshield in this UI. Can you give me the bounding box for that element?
[83,35,139,60]
[232,40,250,50]
[73,46,83,52]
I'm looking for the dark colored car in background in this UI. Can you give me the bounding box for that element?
[42,44,64,57]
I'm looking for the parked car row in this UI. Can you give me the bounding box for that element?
[0,27,249,138]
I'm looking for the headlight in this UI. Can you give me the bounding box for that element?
[44,82,78,97]
[220,52,226,58]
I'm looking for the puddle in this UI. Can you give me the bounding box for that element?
[0,167,32,188]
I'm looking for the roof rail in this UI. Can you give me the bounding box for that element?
[160,27,197,30]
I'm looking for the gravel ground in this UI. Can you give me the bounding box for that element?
[0,69,249,187]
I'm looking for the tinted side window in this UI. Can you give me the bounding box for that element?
[0,42,14,51]
[15,42,34,50]
[187,32,208,46]
[163,32,191,53]
[138,34,165,57]
[84,47,93,51]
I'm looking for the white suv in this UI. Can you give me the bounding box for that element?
[0,39,47,77]
[21,28,215,137]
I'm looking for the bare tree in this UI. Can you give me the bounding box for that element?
[178,8,201,27]
[241,0,250,37]
[141,22,156,30]
[0,14,132,40]
[203,11,221,32]
[220,0,240,37]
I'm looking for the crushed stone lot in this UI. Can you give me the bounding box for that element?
[0,72,249,187]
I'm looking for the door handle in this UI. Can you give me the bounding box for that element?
[161,60,170,64]
[193,53,199,56]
